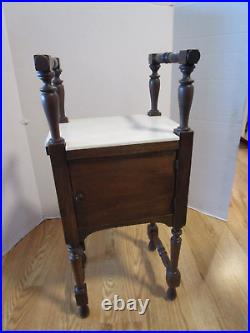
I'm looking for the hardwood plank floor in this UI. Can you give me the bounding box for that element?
[3,144,248,330]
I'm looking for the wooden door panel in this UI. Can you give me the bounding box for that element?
[69,151,176,229]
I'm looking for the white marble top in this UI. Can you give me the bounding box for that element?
[46,114,179,151]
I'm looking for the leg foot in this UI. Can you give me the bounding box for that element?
[74,284,89,317]
[79,304,90,318]
[147,223,158,252]
[166,287,177,301]
[67,245,89,317]
[166,227,182,299]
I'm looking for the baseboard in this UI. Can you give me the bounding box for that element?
[188,206,227,222]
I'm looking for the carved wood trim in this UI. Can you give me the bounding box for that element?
[66,141,179,160]
[172,131,194,228]
[67,245,85,262]
[34,54,64,145]
[174,64,195,134]
[52,57,69,123]
[79,214,173,238]
[148,63,161,116]
[148,49,200,130]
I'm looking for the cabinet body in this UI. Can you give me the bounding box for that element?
[45,115,193,318]
[34,49,199,317]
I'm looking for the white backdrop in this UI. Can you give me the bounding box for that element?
[3,14,42,254]
[170,2,248,219]
[4,2,173,217]
[3,3,248,253]
[3,3,173,253]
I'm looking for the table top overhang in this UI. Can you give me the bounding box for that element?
[46,114,180,151]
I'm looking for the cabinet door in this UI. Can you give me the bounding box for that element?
[69,151,176,232]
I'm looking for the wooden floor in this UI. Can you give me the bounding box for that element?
[3,144,248,330]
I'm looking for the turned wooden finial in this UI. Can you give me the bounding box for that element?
[174,64,195,134]
[148,49,200,131]
[34,54,64,145]
[174,50,200,134]
[52,57,68,123]
[148,54,161,116]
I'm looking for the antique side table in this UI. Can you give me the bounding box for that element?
[34,49,200,317]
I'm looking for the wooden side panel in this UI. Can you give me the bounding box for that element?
[173,131,194,228]
[69,151,176,230]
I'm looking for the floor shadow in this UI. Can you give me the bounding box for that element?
[115,228,166,298]
[4,217,224,317]
[85,226,166,299]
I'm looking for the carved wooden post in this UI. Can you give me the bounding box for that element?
[148,49,200,124]
[146,54,162,243]
[67,244,89,317]
[47,142,89,318]
[166,227,182,300]
[174,64,195,135]
[148,54,161,116]
[34,54,89,317]
[147,222,158,251]
[52,57,68,123]
[147,49,200,300]
[34,55,64,144]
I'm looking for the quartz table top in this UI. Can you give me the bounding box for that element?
[46,114,179,151]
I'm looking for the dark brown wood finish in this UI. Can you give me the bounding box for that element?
[80,215,173,239]
[148,49,200,132]
[172,131,194,229]
[148,62,161,116]
[166,227,182,300]
[149,49,200,66]
[147,222,158,251]
[69,151,177,230]
[47,143,89,317]
[147,49,199,299]
[52,57,69,123]
[175,65,195,134]
[66,140,179,160]
[163,131,194,300]
[34,55,63,144]
[34,49,200,317]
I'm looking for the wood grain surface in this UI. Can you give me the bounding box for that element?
[69,151,176,230]
[3,144,247,330]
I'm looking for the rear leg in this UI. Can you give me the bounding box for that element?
[147,222,158,251]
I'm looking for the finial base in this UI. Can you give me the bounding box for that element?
[60,116,69,123]
[148,110,161,117]
[174,126,190,135]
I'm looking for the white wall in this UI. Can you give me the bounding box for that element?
[4,2,174,217]
[241,97,248,141]
[3,2,247,254]
[3,13,42,254]
[170,2,248,219]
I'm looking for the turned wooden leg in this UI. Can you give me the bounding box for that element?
[80,240,87,266]
[166,227,182,300]
[148,62,161,116]
[147,222,158,251]
[67,245,89,317]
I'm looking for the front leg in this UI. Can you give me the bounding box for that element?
[67,245,89,317]
[166,227,182,300]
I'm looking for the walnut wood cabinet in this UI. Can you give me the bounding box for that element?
[34,49,200,317]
